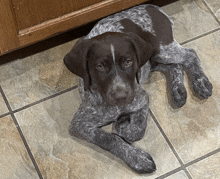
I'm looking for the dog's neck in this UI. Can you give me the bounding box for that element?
[78,77,149,113]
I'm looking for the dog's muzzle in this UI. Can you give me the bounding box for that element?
[106,77,134,106]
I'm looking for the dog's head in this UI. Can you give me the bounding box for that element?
[64,32,153,106]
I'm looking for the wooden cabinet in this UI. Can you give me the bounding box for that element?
[0,0,149,56]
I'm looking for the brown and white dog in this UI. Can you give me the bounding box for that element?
[64,4,212,174]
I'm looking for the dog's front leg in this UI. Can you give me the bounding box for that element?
[114,106,148,143]
[69,112,156,174]
[182,48,212,99]
[152,63,187,108]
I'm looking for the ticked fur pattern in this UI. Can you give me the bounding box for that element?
[67,4,212,174]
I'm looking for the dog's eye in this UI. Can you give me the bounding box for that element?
[124,59,133,68]
[96,64,105,71]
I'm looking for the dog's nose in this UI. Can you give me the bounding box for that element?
[110,84,129,102]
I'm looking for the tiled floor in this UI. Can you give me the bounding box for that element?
[0,0,220,178]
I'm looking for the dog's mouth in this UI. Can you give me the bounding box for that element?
[108,97,134,106]
[103,91,135,106]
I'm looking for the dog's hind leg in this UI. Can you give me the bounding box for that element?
[152,40,212,103]
[152,63,187,108]
[181,48,212,99]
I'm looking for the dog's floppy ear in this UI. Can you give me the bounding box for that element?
[125,33,154,83]
[63,38,93,91]
[127,33,154,68]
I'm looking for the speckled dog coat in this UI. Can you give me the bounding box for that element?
[64,4,212,174]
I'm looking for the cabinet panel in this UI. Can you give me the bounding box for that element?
[12,0,104,30]
[18,0,149,47]
[0,0,19,54]
[0,0,149,56]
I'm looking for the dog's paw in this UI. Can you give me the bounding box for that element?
[171,83,187,108]
[125,148,156,174]
[115,113,146,143]
[116,124,145,143]
[192,75,213,99]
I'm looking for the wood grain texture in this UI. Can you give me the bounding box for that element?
[12,0,104,30]
[0,0,149,56]
[18,0,149,47]
[0,0,20,54]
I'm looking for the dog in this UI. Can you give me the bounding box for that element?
[63,4,212,174]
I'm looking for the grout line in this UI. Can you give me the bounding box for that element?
[1,81,219,178]
[0,85,78,117]
[180,27,220,45]
[201,0,220,25]
[0,85,43,179]
[0,86,12,115]
[155,166,183,179]
[183,168,193,179]
[0,84,78,178]
[184,147,220,168]
[150,107,220,178]
[0,112,11,119]
[149,108,193,179]
[10,113,44,179]
[155,147,220,179]
[1,85,77,118]
[13,85,78,114]
[149,109,185,166]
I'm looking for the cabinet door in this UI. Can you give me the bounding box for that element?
[0,0,149,56]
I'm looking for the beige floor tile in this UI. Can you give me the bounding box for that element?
[0,94,8,115]
[165,170,189,179]
[0,39,78,110]
[204,0,220,21]
[143,30,220,164]
[0,116,39,179]
[14,88,181,179]
[187,152,220,178]
[162,0,219,43]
